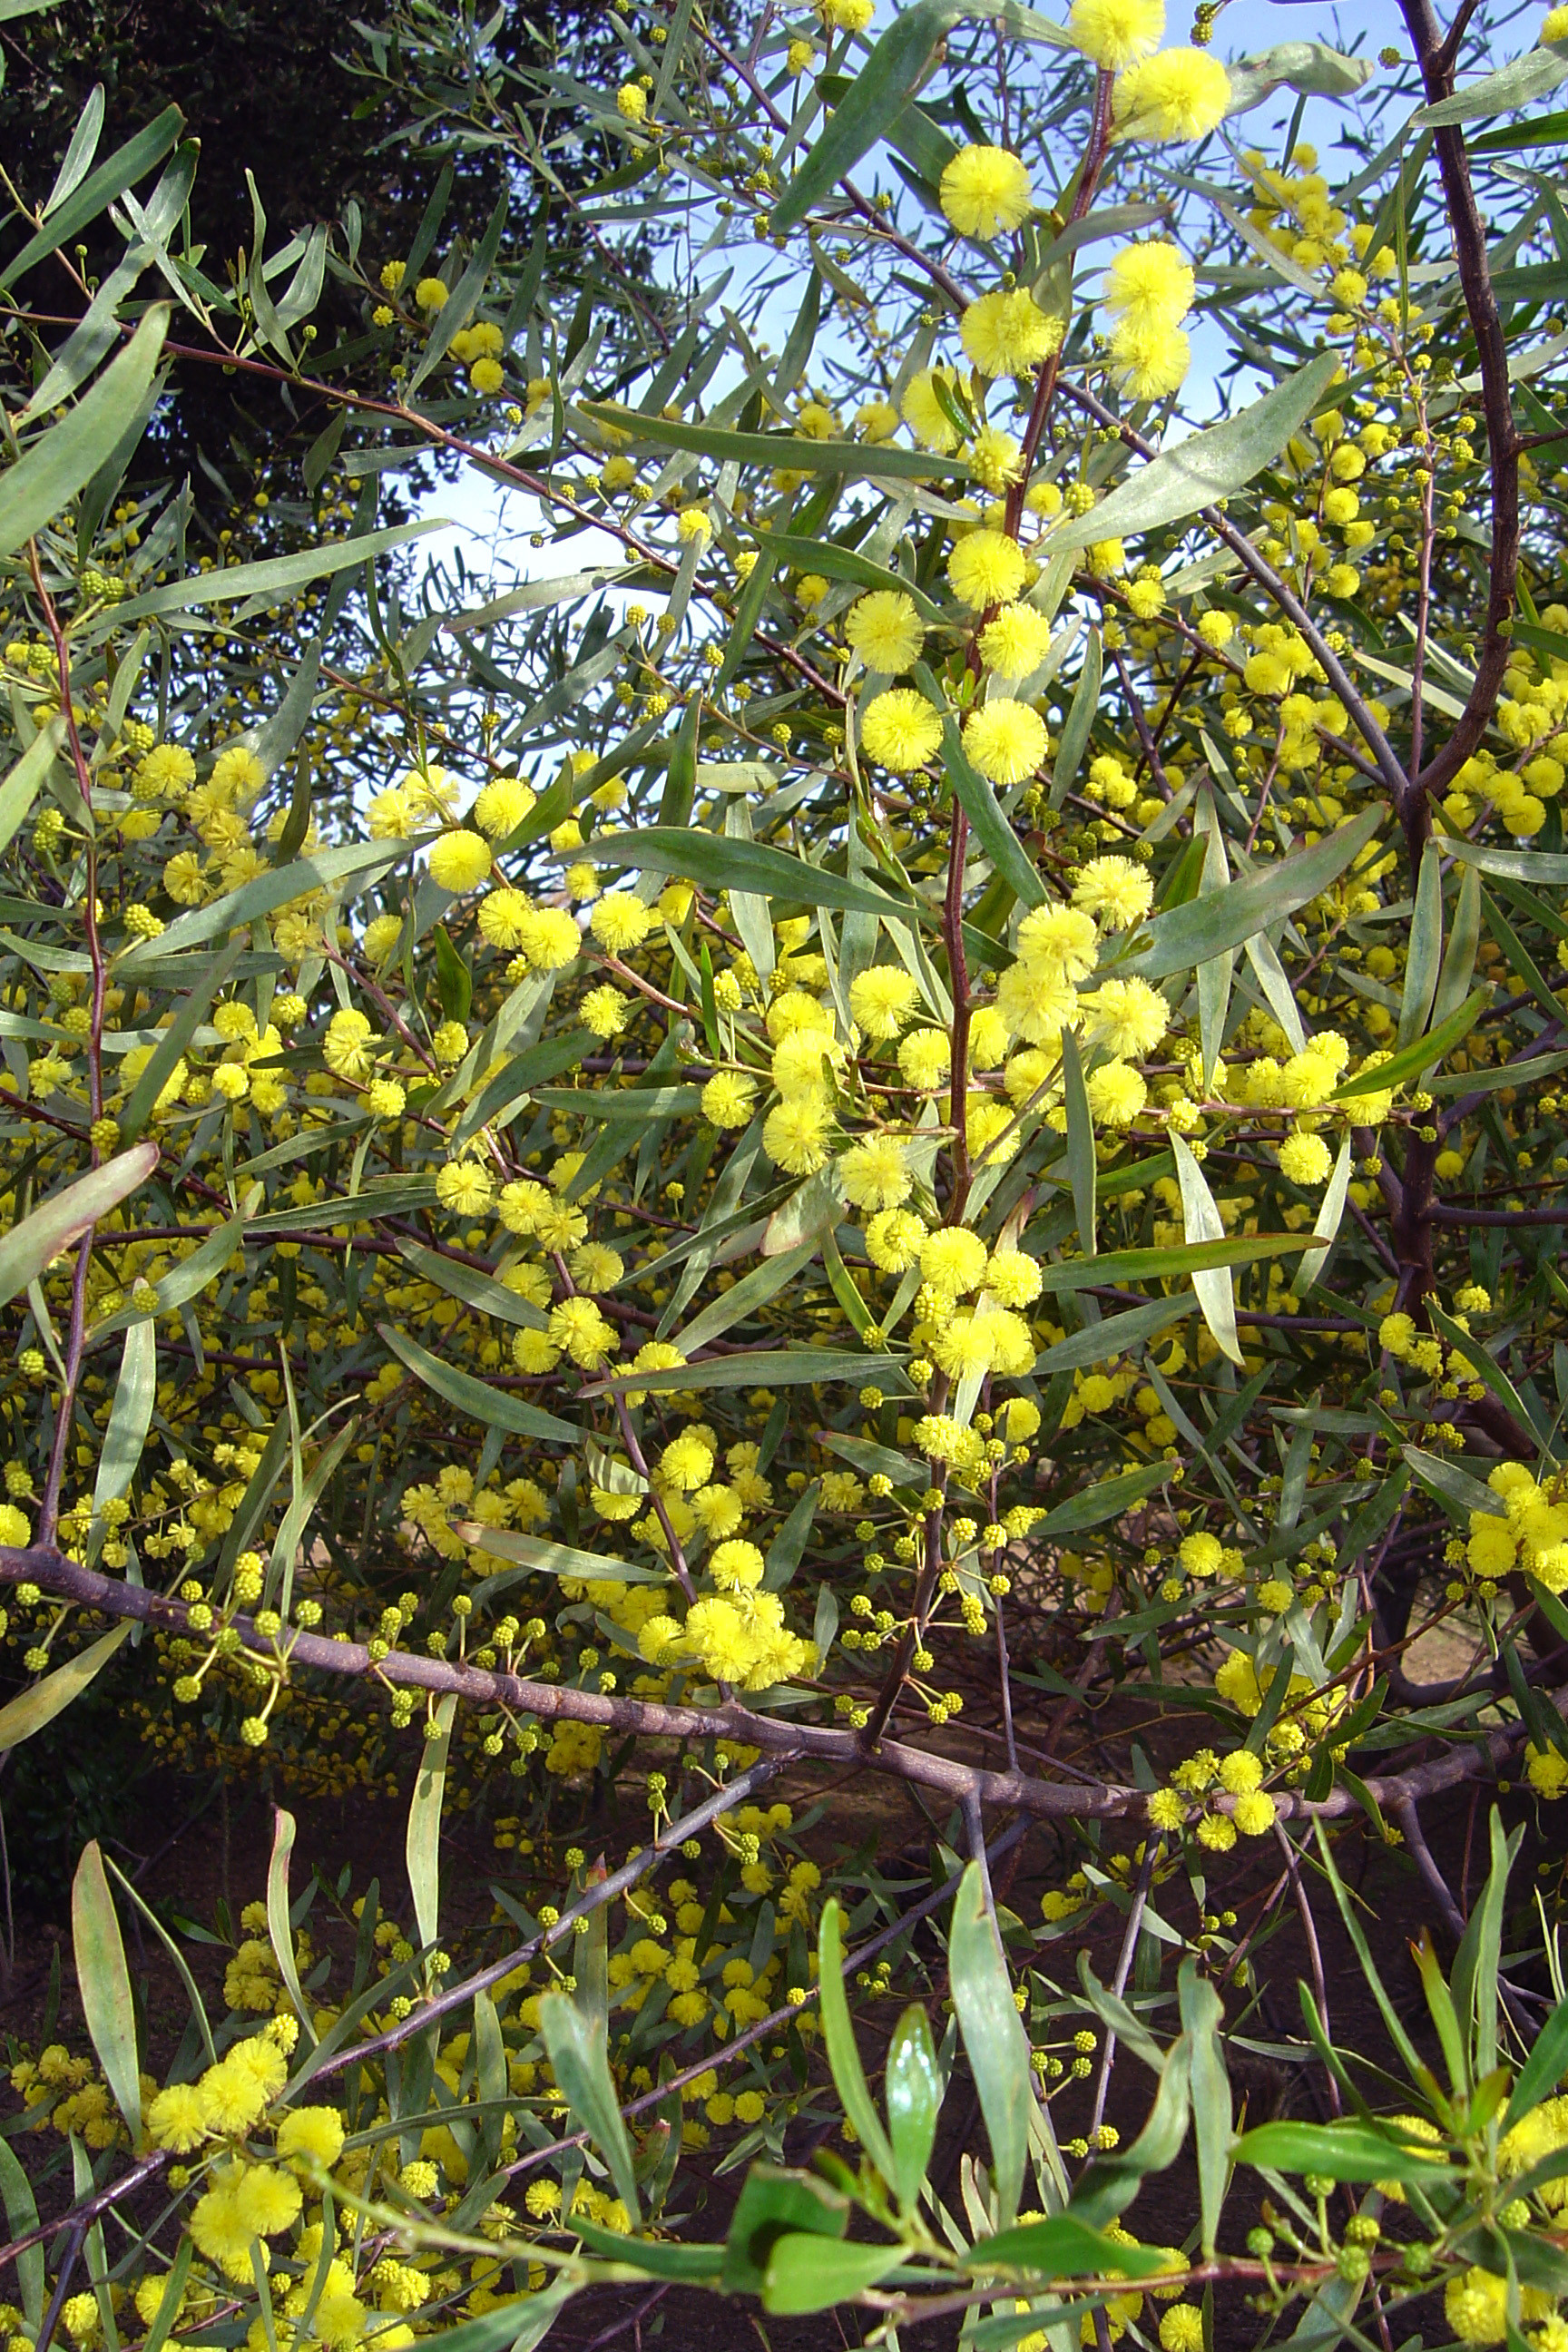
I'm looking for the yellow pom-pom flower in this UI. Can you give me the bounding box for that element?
[963,699,1048,786]
[947,529,1027,610]
[938,145,1034,239]
[426,830,492,892]
[1069,0,1165,67]
[1112,49,1230,141]
[960,289,1063,376]
[1072,855,1153,929]
[979,602,1054,681]
[901,368,965,454]
[838,1133,912,1210]
[844,590,925,674]
[860,688,945,771]
[848,964,920,1039]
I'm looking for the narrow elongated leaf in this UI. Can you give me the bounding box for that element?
[0,308,168,557]
[761,531,943,620]
[587,825,926,925]
[1416,41,1568,124]
[101,520,443,629]
[120,941,241,1141]
[1398,841,1444,1051]
[1171,1133,1241,1367]
[0,719,64,863]
[1298,1133,1352,1291]
[580,400,965,481]
[1120,806,1383,980]
[1429,861,1482,1038]
[1,105,181,287]
[1232,2120,1452,2181]
[771,0,1070,229]
[0,1624,130,1751]
[1061,1025,1096,1257]
[267,1808,316,2045]
[885,2003,941,2212]
[406,1693,455,1951]
[762,2238,903,2313]
[72,1842,142,2141]
[449,1523,666,1583]
[1034,1461,1168,1536]
[0,2135,44,2330]
[1179,1958,1230,2257]
[0,1145,158,1310]
[1049,352,1341,554]
[1504,1995,1568,2132]
[974,2215,1170,2277]
[936,705,1045,909]
[1034,1230,1313,1295]
[818,1899,897,2180]
[1034,1294,1191,1372]
[89,1319,155,1552]
[949,1862,1032,2229]
[122,841,409,966]
[1051,630,1101,808]
[537,1991,641,2220]
[1331,985,1491,1100]
[588,1345,916,1396]
[378,1325,578,1442]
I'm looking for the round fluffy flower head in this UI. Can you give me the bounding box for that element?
[1112,48,1231,141]
[939,144,1034,240]
[324,1007,376,1083]
[1544,4,1568,39]
[1112,320,1191,400]
[764,1094,833,1174]
[1086,1060,1146,1127]
[979,602,1054,681]
[1070,0,1164,65]
[948,529,1027,610]
[845,590,925,675]
[473,775,535,838]
[1073,855,1153,930]
[1017,901,1099,980]
[861,688,944,771]
[661,1430,716,1492]
[838,1133,912,1211]
[1446,2272,1511,2347]
[1158,2308,1203,2352]
[920,1225,989,1296]
[582,984,632,1038]
[1102,240,1195,333]
[703,1072,756,1128]
[961,289,1063,377]
[148,2082,209,2152]
[867,1206,926,1271]
[516,905,582,971]
[590,892,655,954]
[964,699,1048,786]
[548,1296,618,1369]
[710,1539,765,1591]
[415,275,448,311]
[277,2106,346,2169]
[1279,1131,1332,1187]
[1083,975,1168,1057]
[902,368,964,454]
[427,829,492,893]
[849,963,920,1041]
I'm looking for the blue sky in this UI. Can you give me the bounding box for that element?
[417,0,1501,587]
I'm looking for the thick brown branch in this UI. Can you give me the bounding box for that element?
[1,1545,1561,1828]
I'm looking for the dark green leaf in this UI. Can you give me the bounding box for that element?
[538,1991,642,2220]
[949,1862,1032,2229]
